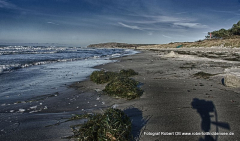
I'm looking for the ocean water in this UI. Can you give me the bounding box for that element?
[0,45,137,108]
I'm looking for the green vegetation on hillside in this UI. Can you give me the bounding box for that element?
[206,21,240,39]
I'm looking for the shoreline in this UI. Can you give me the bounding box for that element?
[1,48,240,140]
[0,50,138,141]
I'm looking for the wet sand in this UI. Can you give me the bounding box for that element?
[1,49,240,141]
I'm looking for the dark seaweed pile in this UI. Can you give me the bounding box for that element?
[90,69,142,100]
[67,108,132,141]
[104,76,143,100]
[90,69,138,84]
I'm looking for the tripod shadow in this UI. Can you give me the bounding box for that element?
[124,106,151,141]
[191,98,230,141]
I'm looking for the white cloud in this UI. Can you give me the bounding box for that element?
[47,22,59,25]
[155,16,183,22]
[176,11,188,15]
[118,22,142,30]
[162,34,172,38]
[0,0,17,9]
[126,15,192,24]
[173,22,208,28]
[118,22,158,36]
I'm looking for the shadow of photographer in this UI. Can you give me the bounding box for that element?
[191,98,230,141]
[124,106,151,141]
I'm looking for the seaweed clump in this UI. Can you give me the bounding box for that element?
[90,69,138,84]
[67,108,132,141]
[119,69,138,77]
[194,71,216,79]
[103,77,143,100]
[90,70,118,84]
[90,69,142,100]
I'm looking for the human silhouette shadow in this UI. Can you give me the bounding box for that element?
[124,107,150,141]
[191,98,230,141]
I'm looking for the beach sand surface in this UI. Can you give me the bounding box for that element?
[84,50,240,141]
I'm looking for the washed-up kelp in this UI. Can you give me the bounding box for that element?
[67,108,132,141]
[119,69,138,77]
[90,70,118,84]
[90,69,138,84]
[103,77,143,100]
[194,71,216,79]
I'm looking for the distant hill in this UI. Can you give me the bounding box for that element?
[87,42,156,48]
[88,37,240,49]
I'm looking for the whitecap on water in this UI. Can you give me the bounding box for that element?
[19,109,25,112]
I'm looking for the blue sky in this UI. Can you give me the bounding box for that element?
[0,0,240,47]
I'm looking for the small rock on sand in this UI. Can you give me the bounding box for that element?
[223,74,240,87]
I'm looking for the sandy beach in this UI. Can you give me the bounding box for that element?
[1,48,240,141]
[76,48,240,141]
